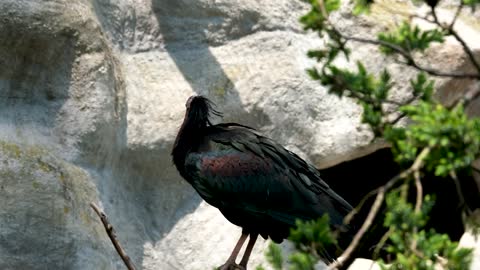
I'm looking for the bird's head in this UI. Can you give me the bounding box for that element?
[184,95,222,128]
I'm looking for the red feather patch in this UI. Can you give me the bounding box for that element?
[201,153,273,177]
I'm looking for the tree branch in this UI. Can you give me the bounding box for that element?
[449,171,467,212]
[342,35,479,79]
[330,148,431,269]
[373,228,393,259]
[343,188,379,225]
[410,169,423,252]
[449,2,464,30]
[446,83,480,110]
[431,8,480,75]
[329,186,386,270]
[413,170,423,214]
[317,0,480,79]
[388,111,407,126]
[90,203,137,270]
[344,89,407,106]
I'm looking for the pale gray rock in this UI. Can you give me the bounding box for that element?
[0,0,478,270]
[0,1,127,269]
[0,142,115,270]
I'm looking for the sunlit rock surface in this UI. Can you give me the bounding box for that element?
[0,0,478,269]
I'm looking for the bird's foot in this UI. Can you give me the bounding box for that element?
[218,262,246,270]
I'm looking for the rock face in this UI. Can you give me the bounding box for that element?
[0,142,115,269]
[0,0,478,270]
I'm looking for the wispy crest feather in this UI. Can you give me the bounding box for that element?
[189,96,223,126]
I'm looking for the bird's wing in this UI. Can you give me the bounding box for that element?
[185,124,352,226]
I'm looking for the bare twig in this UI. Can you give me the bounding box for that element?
[329,186,386,270]
[316,0,329,18]
[413,171,423,214]
[411,148,431,172]
[449,3,464,30]
[90,203,137,270]
[344,35,479,78]
[344,188,379,225]
[389,112,407,126]
[344,167,409,225]
[410,14,436,24]
[373,228,393,259]
[410,170,423,251]
[449,171,467,211]
[384,94,420,126]
[451,84,480,109]
[431,8,480,75]
[448,29,480,74]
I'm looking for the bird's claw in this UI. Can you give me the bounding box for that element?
[219,262,246,270]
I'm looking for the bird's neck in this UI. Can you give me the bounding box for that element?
[172,117,206,175]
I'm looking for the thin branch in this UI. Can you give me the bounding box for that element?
[462,86,480,108]
[90,203,137,270]
[316,0,329,19]
[343,163,413,225]
[389,112,407,126]
[431,8,480,75]
[410,170,423,252]
[329,186,386,270]
[431,6,440,24]
[410,14,436,24]
[344,188,379,225]
[449,26,480,75]
[449,2,464,30]
[345,89,407,106]
[448,29,480,73]
[373,228,393,259]
[344,148,429,225]
[384,94,420,126]
[332,24,480,79]
[413,171,423,214]
[449,171,467,211]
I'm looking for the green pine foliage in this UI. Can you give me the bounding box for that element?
[378,22,445,54]
[289,215,337,253]
[261,0,480,269]
[262,216,336,270]
[265,242,284,270]
[385,102,480,176]
[379,191,473,270]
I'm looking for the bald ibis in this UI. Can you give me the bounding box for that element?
[171,96,353,269]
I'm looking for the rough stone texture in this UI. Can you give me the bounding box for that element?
[0,0,478,270]
[0,142,115,269]
[0,1,127,269]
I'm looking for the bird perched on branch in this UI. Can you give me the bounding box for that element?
[172,96,353,270]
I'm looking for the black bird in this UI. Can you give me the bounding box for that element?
[171,96,353,269]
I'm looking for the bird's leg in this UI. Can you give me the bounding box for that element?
[239,233,258,269]
[220,231,248,270]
